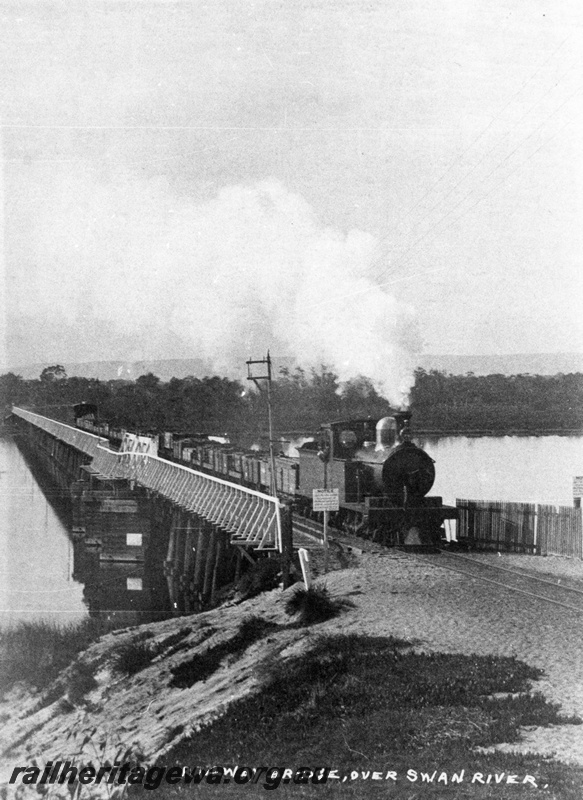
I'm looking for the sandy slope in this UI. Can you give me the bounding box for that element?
[2,549,583,792]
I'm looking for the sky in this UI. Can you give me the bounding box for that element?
[0,0,582,401]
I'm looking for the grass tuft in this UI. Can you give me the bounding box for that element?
[284,584,353,625]
[0,617,119,691]
[67,661,98,705]
[169,653,217,689]
[111,640,159,676]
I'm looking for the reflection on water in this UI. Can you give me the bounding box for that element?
[0,436,173,628]
[72,541,171,629]
[0,437,86,627]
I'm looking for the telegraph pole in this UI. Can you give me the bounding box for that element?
[247,353,293,587]
[246,352,277,497]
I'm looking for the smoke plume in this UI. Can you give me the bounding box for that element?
[10,173,420,405]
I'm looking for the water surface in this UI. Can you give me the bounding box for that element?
[0,437,86,627]
[420,435,583,507]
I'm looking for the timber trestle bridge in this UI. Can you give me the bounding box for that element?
[12,407,282,550]
[10,408,321,614]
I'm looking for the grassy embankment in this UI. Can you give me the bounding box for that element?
[3,589,583,799]
[143,630,583,799]
[0,618,117,694]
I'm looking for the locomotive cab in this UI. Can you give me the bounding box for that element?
[316,418,378,461]
[299,418,378,505]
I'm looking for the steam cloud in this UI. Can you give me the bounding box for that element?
[13,173,420,406]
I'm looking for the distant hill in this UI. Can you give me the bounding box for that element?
[5,353,583,381]
[417,352,583,376]
[4,359,209,382]
[5,356,296,382]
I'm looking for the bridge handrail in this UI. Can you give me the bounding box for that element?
[12,406,282,550]
[12,407,109,453]
[109,446,282,502]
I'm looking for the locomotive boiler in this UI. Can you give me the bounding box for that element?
[296,411,456,546]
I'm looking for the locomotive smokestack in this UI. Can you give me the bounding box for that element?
[393,410,412,442]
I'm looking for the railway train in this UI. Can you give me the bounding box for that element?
[74,404,457,547]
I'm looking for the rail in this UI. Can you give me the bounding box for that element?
[12,407,282,551]
[416,550,583,616]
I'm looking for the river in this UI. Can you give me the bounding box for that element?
[420,434,583,507]
[0,436,86,628]
[0,436,172,629]
[0,433,581,627]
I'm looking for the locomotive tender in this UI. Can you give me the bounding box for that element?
[75,406,456,547]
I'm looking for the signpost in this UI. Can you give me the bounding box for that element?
[313,489,339,572]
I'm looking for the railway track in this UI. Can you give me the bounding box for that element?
[293,514,583,614]
[413,549,583,615]
[292,514,384,554]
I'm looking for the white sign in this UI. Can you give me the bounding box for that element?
[573,477,583,498]
[312,488,339,512]
[120,432,158,457]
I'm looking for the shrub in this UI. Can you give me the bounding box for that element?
[67,661,98,705]
[111,640,158,676]
[284,584,353,625]
[236,558,281,599]
[169,653,218,689]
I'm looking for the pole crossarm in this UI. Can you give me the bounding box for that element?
[12,407,282,551]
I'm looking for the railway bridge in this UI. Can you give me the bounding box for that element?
[10,407,312,616]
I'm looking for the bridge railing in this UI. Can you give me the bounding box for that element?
[12,407,281,551]
[12,407,109,458]
[118,451,281,550]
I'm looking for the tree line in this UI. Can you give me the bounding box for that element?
[1,365,582,439]
[410,368,583,432]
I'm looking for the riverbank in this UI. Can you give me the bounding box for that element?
[2,548,583,797]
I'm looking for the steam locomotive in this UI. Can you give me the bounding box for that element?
[293,411,456,546]
[75,405,457,547]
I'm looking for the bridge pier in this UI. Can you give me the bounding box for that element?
[11,407,285,619]
[161,505,239,614]
[13,415,89,488]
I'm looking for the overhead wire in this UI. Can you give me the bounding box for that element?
[364,82,581,289]
[360,36,573,273]
[371,61,579,283]
[381,37,570,228]
[413,114,578,260]
[305,97,579,311]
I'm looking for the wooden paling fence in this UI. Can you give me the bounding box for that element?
[456,499,583,558]
[537,504,583,559]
